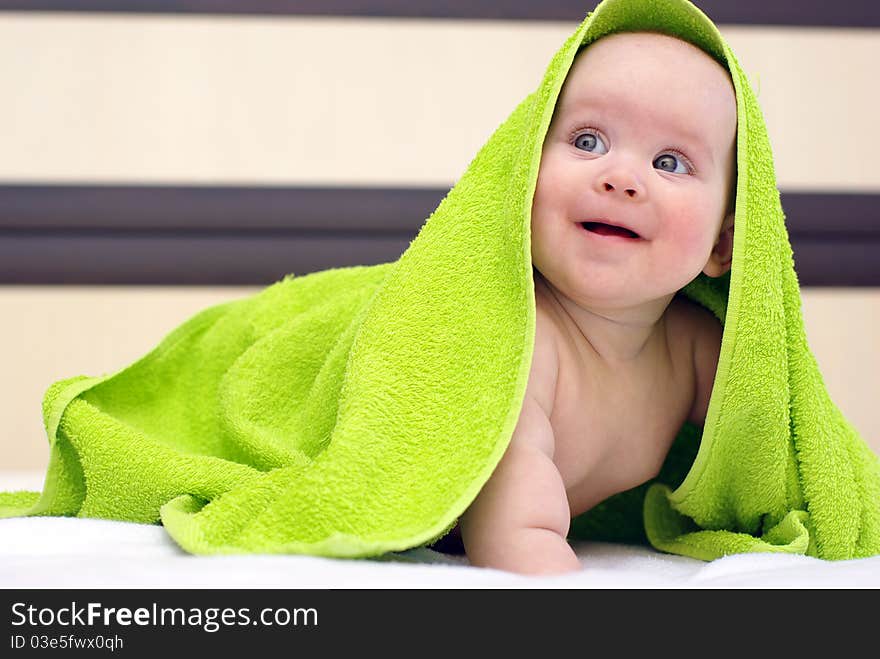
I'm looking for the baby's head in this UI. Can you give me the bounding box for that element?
[531,30,737,311]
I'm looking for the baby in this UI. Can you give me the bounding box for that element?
[433,30,738,574]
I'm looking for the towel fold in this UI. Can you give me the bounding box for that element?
[2,0,878,562]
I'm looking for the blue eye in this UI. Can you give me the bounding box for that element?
[654,153,689,174]
[573,130,608,154]
[571,128,693,175]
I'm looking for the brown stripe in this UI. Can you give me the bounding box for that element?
[792,240,879,287]
[0,185,877,286]
[0,185,438,233]
[0,233,409,285]
[0,1,878,28]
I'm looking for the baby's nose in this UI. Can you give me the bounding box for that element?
[602,181,638,198]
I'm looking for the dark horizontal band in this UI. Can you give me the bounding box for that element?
[0,1,878,28]
[0,184,877,286]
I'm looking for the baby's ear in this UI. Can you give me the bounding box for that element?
[702,211,735,278]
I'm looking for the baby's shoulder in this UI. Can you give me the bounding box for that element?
[667,294,723,426]
[666,293,721,350]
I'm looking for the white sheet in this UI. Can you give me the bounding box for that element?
[2,471,878,588]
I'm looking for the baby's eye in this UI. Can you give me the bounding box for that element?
[654,153,689,174]
[572,130,608,154]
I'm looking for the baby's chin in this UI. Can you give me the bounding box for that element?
[533,265,680,312]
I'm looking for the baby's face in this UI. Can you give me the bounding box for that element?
[531,31,737,310]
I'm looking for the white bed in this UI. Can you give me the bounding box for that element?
[2,471,878,589]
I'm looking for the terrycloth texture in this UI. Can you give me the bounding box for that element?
[2,0,878,561]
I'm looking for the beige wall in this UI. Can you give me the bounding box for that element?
[0,15,877,190]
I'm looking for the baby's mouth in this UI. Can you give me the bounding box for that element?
[580,221,641,239]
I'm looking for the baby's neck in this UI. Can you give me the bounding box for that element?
[534,270,675,366]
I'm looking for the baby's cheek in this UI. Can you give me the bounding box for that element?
[530,214,547,246]
[529,215,551,267]
[669,208,717,256]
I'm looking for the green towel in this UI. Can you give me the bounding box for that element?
[2,0,878,562]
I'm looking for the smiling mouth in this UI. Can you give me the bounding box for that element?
[580,221,641,239]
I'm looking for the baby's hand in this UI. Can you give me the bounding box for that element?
[459,394,581,576]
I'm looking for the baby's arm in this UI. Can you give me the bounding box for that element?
[459,393,580,575]
[458,306,579,575]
